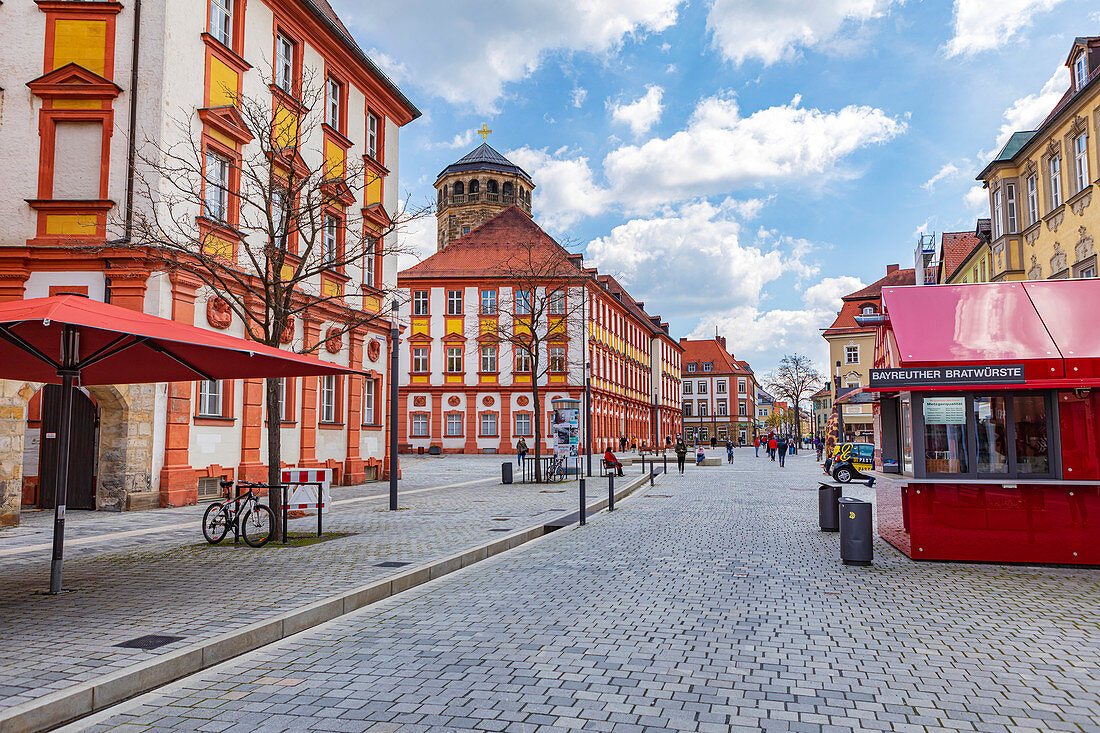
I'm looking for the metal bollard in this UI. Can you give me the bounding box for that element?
[649,467,654,487]
[608,474,615,511]
[579,478,586,526]
[663,453,667,473]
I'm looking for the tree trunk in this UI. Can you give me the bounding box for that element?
[265,376,283,539]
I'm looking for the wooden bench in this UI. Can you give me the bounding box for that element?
[600,459,623,476]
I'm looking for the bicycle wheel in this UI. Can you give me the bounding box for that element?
[241,504,275,547]
[202,503,230,544]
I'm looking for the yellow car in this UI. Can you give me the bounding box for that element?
[831,442,875,483]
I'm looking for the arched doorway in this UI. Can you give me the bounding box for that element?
[37,385,100,510]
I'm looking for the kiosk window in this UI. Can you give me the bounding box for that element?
[901,397,913,474]
[923,397,968,474]
[1013,395,1049,474]
[974,396,1009,474]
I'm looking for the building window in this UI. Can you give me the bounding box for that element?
[364,237,376,288]
[412,290,429,315]
[209,0,233,47]
[698,401,708,417]
[716,380,725,394]
[514,412,532,437]
[319,374,337,423]
[1027,174,1038,225]
[1006,183,1017,233]
[738,378,746,393]
[446,412,463,437]
[686,363,696,373]
[717,400,727,416]
[411,413,428,437]
[412,347,429,373]
[1081,264,1098,279]
[447,289,463,315]
[367,112,379,160]
[1074,52,1088,90]
[1050,155,1062,209]
[204,152,230,222]
[992,189,1003,239]
[861,305,874,315]
[739,400,747,417]
[683,382,692,395]
[362,378,376,425]
[197,380,223,417]
[480,345,497,373]
[1074,134,1089,193]
[548,291,566,315]
[549,345,566,372]
[480,412,497,437]
[845,345,859,364]
[515,289,532,315]
[446,346,463,373]
[322,215,337,264]
[845,373,861,388]
[480,290,497,315]
[702,362,712,372]
[515,348,531,375]
[683,401,692,417]
[275,33,295,93]
[326,77,341,130]
[462,226,470,236]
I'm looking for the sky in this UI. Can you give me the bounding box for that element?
[332,0,1099,375]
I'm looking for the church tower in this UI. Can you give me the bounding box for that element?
[435,129,535,250]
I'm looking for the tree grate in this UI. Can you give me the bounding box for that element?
[115,634,184,650]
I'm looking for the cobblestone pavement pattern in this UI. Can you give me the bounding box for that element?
[70,451,1100,732]
[0,454,642,710]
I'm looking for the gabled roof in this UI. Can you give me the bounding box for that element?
[825,267,915,336]
[844,267,915,301]
[811,386,831,399]
[679,338,743,375]
[398,206,578,280]
[437,143,533,183]
[940,230,983,282]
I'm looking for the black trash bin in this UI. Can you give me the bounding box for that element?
[818,483,841,532]
[838,497,872,565]
[502,462,513,485]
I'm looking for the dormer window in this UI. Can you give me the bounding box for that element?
[1074,52,1088,91]
[861,305,875,315]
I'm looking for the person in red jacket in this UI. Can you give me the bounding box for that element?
[768,436,778,462]
[754,436,760,457]
[603,447,624,476]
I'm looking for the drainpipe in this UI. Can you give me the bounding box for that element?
[123,0,142,243]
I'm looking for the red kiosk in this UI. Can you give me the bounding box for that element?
[863,279,1100,565]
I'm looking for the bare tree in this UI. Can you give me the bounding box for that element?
[489,241,587,482]
[765,354,824,445]
[117,66,429,521]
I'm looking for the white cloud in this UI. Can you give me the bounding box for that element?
[336,0,682,112]
[571,87,588,108]
[922,162,961,192]
[945,0,1067,57]
[965,185,988,211]
[431,129,476,150]
[507,146,611,229]
[802,276,866,312]
[396,215,438,272]
[992,66,1067,149]
[604,92,907,210]
[706,0,901,66]
[608,85,665,136]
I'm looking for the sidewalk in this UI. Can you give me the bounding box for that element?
[0,454,643,728]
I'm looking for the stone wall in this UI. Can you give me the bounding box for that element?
[0,380,38,526]
[91,383,156,512]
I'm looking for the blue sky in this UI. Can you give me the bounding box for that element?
[332,0,1099,375]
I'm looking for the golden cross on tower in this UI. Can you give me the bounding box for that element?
[477,124,492,141]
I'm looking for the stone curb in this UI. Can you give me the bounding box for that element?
[0,472,654,733]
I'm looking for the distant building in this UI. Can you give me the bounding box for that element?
[937,221,993,284]
[811,386,831,438]
[678,337,756,444]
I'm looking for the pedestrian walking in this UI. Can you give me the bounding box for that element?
[516,437,528,466]
[619,435,626,452]
[754,436,760,457]
[630,437,637,453]
[675,438,687,474]
[778,436,788,467]
[768,436,778,461]
[816,439,824,462]
[725,439,734,464]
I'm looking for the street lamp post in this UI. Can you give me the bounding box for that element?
[389,299,400,511]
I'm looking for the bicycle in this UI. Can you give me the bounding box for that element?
[202,480,276,547]
[546,456,567,483]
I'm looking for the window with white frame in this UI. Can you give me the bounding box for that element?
[548,290,566,315]
[326,77,341,130]
[411,413,428,437]
[515,289,532,315]
[412,290,429,315]
[845,373,861,388]
[480,412,497,436]
[845,345,859,364]
[446,412,463,437]
[1027,174,1038,224]
[683,401,692,417]
[1006,183,1017,233]
[210,0,233,47]
[992,189,1003,239]
[862,305,874,315]
[515,348,531,375]
[1074,52,1088,90]
[364,237,376,288]
[447,290,463,315]
[480,345,497,372]
[739,400,747,417]
[322,215,337,264]
[367,112,379,160]
[1051,155,1063,208]
[319,374,337,423]
[698,401,708,417]
[446,346,463,373]
[716,380,726,394]
[1074,134,1089,193]
[686,363,696,373]
[738,378,747,393]
[702,362,712,372]
[412,347,429,373]
[197,380,223,417]
[683,382,692,395]
[697,381,707,394]
[275,33,294,92]
[272,189,287,249]
[514,412,532,436]
[549,345,566,372]
[275,377,287,421]
[480,289,497,315]
[1081,264,1098,279]
[204,152,229,222]
[362,378,375,425]
[717,400,727,416]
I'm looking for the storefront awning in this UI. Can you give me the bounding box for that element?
[1022,280,1100,379]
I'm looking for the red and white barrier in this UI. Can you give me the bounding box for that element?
[281,468,332,509]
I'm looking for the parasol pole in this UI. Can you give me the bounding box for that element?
[49,325,79,594]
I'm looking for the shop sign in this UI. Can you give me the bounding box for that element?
[869,364,1025,388]
[923,397,966,425]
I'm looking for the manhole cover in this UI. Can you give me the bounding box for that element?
[374,561,411,568]
[115,635,184,650]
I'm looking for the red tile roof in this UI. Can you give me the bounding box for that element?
[399,207,580,280]
[940,231,982,282]
[679,338,743,375]
[824,267,915,336]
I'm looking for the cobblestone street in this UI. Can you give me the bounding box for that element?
[67,451,1100,733]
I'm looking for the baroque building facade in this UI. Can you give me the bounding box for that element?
[678,337,757,445]
[977,37,1100,282]
[0,0,418,525]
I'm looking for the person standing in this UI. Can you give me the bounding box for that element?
[675,438,688,474]
[726,439,734,465]
[754,436,760,457]
[816,439,824,462]
[619,435,627,452]
[778,436,788,468]
[516,437,529,467]
[768,435,778,461]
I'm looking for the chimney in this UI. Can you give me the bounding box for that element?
[717,335,726,350]
[886,264,899,274]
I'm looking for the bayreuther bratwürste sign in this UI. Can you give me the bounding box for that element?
[869,365,1025,389]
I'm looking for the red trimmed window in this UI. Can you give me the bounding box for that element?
[195,379,235,422]
[361,377,379,426]
[445,411,464,437]
[479,412,498,437]
[319,374,344,425]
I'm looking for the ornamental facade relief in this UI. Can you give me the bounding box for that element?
[1051,242,1068,274]
[1075,226,1094,262]
[1046,207,1065,233]
[1070,187,1093,216]
[1028,254,1043,280]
